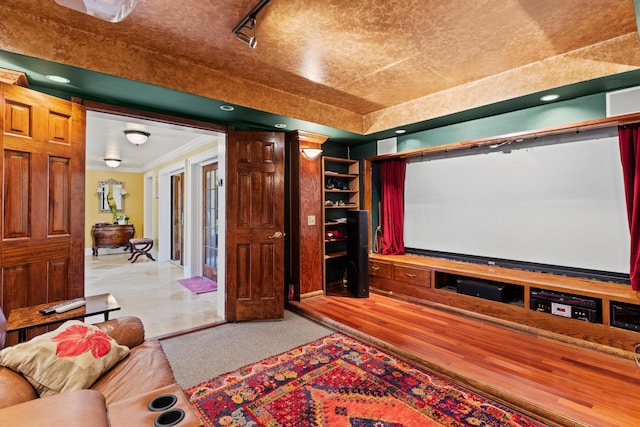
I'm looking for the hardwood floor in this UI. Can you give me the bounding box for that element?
[289,291,640,427]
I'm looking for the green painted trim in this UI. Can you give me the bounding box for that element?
[397,93,605,152]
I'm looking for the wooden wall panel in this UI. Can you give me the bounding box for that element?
[261,140,274,164]
[261,172,274,226]
[238,139,251,163]
[4,100,31,138]
[3,150,30,238]
[48,111,71,144]
[47,258,69,303]
[1,265,30,314]
[1,240,68,267]
[236,244,250,299]
[260,242,275,298]
[48,157,70,235]
[238,173,251,227]
[286,131,327,299]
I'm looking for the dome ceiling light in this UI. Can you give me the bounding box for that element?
[124,130,150,145]
[104,158,121,168]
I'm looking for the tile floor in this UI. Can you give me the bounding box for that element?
[84,253,221,338]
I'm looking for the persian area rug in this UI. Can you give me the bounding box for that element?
[185,333,547,427]
[178,276,217,294]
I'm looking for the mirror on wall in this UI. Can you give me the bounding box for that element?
[98,179,127,213]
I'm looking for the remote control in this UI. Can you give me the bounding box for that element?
[55,299,86,313]
[39,298,85,315]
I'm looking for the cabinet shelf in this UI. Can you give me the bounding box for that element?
[324,156,357,164]
[325,251,347,259]
[325,172,358,179]
[323,156,360,290]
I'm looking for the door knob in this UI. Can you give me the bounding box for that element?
[268,231,284,239]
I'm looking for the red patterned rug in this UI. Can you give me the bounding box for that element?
[185,333,547,427]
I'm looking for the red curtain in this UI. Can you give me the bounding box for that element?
[618,124,640,290]
[380,159,406,255]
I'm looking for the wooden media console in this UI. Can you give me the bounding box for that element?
[369,253,640,353]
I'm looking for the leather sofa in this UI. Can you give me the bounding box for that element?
[0,313,202,427]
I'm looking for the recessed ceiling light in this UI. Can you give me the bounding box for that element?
[220,105,235,111]
[540,94,560,102]
[274,123,287,129]
[395,129,407,134]
[45,74,70,84]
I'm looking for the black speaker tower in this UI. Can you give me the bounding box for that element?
[346,210,369,298]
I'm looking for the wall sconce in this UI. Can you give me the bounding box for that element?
[233,0,271,49]
[55,0,139,23]
[124,130,150,145]
[104,158,121,168]
[301,148,323,159]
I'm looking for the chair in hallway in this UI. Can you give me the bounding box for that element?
[128,238,155,263]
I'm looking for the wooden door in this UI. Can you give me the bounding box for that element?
[226,131,285,321]
[0,83,85,343]
[171,173,184,264]
[203,162,218,281]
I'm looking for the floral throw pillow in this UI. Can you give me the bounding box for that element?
[0,320,130,397]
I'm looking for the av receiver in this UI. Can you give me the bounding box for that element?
[530,288,601,323]
[611,301,640,332]
[456,278,521,303]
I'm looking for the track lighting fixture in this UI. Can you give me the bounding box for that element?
[235,18,258,48]
[233,0,271,49]
[124,130,150,145]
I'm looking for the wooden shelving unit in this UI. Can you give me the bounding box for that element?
[322,156,359,290]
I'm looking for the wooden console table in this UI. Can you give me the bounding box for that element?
[91,223,135,256]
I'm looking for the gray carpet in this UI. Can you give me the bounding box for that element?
[160,309,332,388]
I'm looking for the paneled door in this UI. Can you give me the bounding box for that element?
[225,131,285,321]
[0,83,85,344]
[203,162,218,282]
[171,173,184,264]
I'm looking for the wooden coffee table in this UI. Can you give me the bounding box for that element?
[6,293,121,342]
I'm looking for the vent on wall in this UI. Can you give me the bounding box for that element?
[606,86,640,117]
[377,137,397,155]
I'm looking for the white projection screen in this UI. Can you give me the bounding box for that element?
[403,127,630,275]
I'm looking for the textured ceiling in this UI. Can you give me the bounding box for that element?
[1,0,640,136]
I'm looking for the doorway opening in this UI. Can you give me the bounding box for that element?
[85,107,227,334]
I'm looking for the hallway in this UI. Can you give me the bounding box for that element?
[84,253,221,338]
